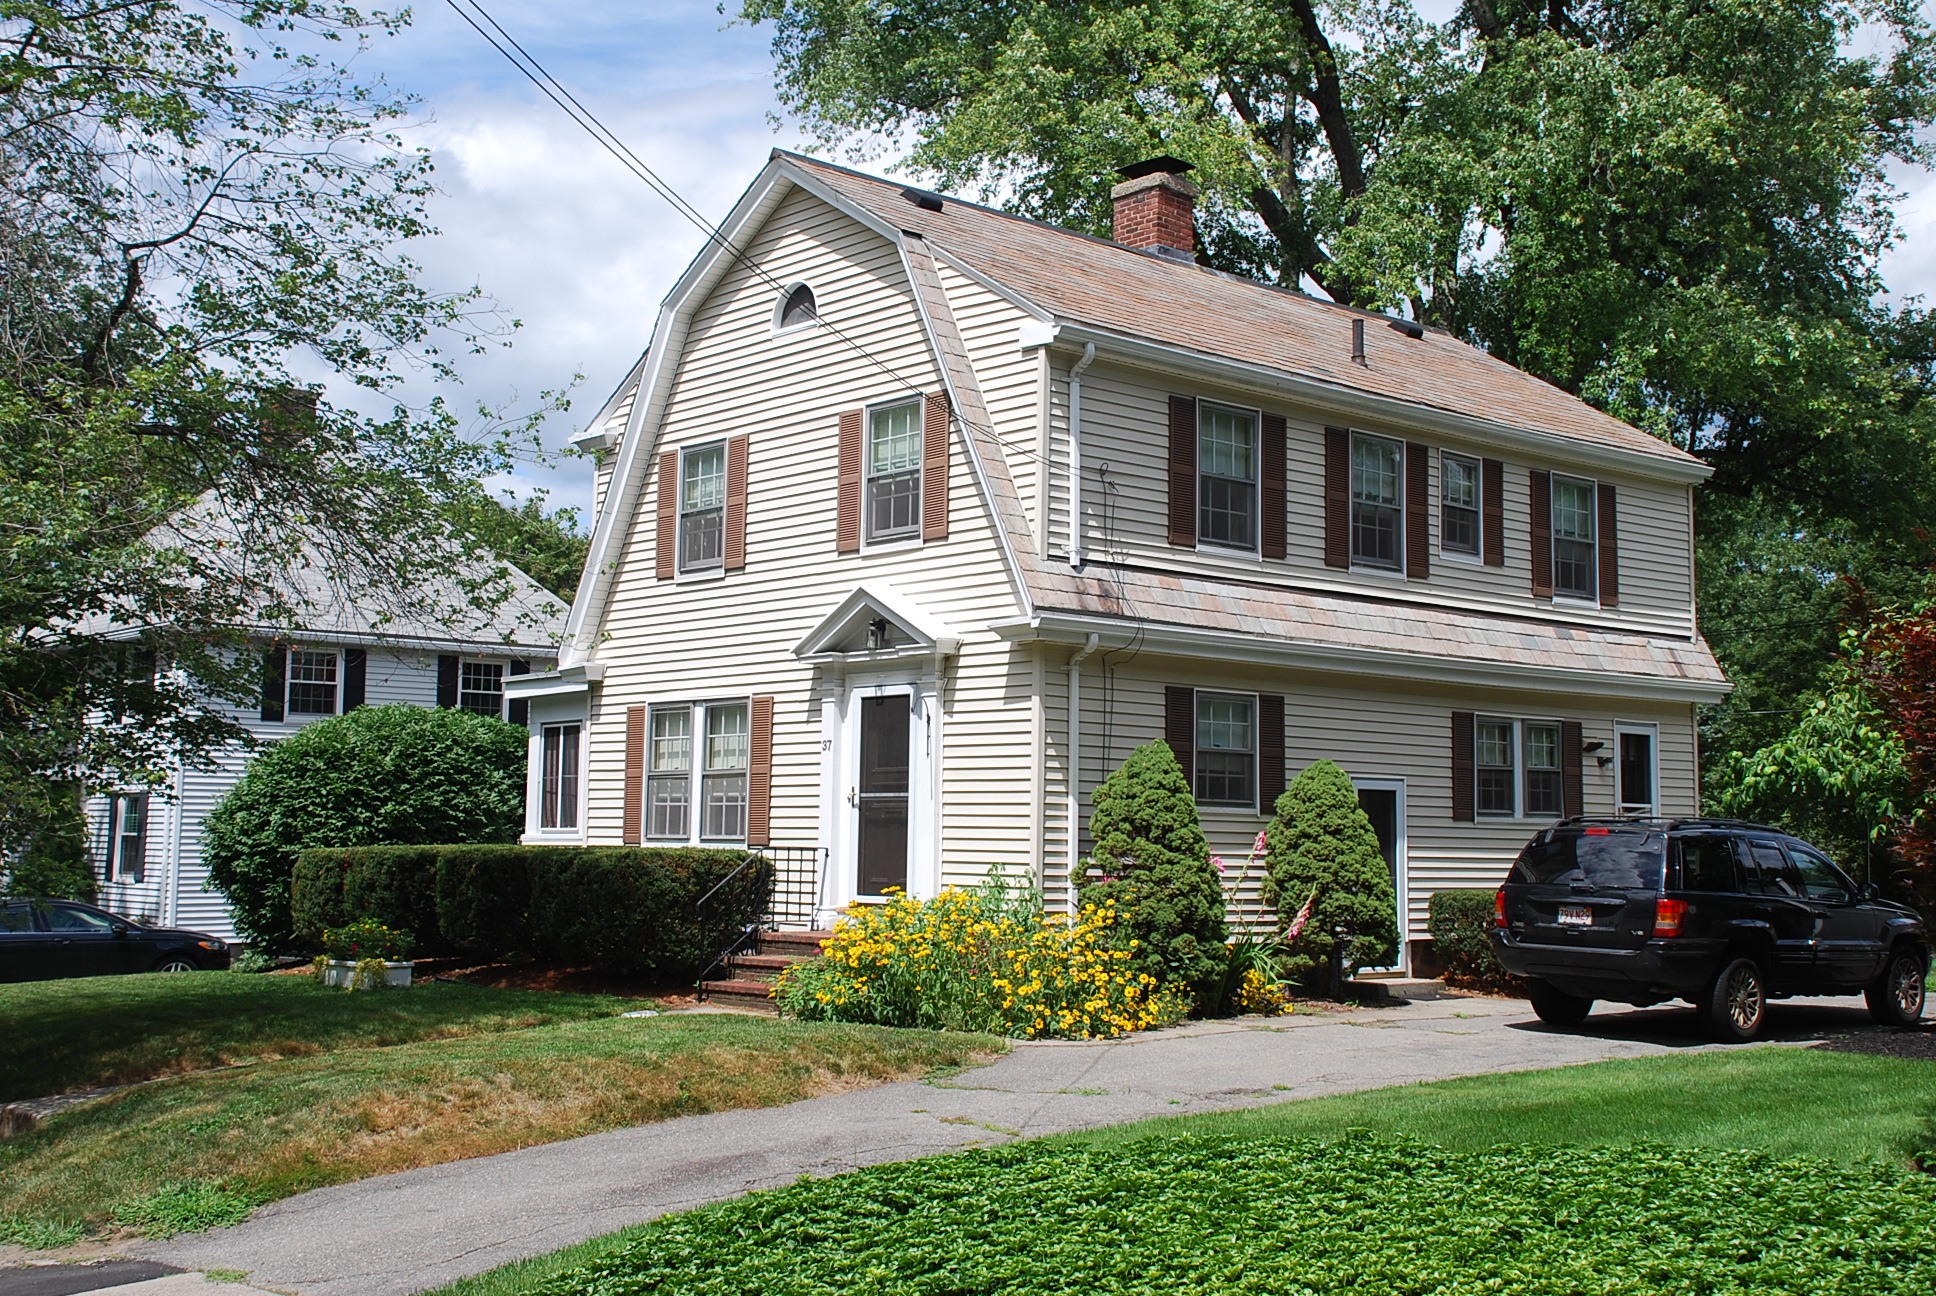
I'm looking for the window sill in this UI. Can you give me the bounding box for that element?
[860,536,922,555]
[1194,541,1261,560]
[1348,563,1408,581]
[675,567,726,585]
[1552,594,1602,611]
[1438,550,1484,566]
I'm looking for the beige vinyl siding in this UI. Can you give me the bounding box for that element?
[584,188,1029,865]
[932,260,1042,555]
[1054,360,1698,637]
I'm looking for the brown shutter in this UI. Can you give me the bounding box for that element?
[1260,413,1287,560]
[1561,720,1584,819]
[1405,442,1430,579]
[623,705,647,845]
[836,410,862,553]
[1164,685,1196,790]
[746,695,774,847]
[1597,483,1619,606]
[1167,396,1198,546]
[1323,426,1350,568]
[260,646,286,722]
[1451,710,1476,823]
[1482,457,1505,566]
[1258,693,1286,814]
[343,648,367,711]
[655,449,678,579]
[436,655,459,708]
[1529,469,1553,597]
[922,391,950,541]
[724,434,749,570]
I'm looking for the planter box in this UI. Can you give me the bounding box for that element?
[320,960,413,989]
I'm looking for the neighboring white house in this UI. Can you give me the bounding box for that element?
[89,557,566,940]
[509,151,1729,968]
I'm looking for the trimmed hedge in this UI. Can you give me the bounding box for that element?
[1427,888,1525,992]
[293,845,773,975]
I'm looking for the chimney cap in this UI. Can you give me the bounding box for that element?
[1115,155,1196,181]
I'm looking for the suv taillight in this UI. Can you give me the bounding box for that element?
[1653,897,1687,939]
[1494,889,1508,929]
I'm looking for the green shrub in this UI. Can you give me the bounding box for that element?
[1078,740,1228,998]
[1263,759,1398,990]
[292,845,444,949]
[435,843,536,953]
[202,705,528,950]
[1427,889,1524,992]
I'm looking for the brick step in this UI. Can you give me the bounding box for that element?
[756,929,834,957]
[725,953,810,982]
[700,979,781,1011]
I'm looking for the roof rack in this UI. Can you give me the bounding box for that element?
[1552,816,1780,833]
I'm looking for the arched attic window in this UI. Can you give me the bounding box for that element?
[774,282,818,332]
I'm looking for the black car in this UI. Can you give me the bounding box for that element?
[1491,818,1928,1042]
[0,898,232,982]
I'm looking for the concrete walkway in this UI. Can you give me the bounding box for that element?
[133,993,1870,1296]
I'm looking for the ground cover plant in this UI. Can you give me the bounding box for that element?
[0,971,631,1103]
[526,1134,1936,1296]
[0,1013,1001,1239]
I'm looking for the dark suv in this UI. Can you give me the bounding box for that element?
[1491,818,1928,1042]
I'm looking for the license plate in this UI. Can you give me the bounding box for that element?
[1557,905,1594,927]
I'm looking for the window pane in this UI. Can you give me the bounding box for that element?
[1442,455,1478,509]
[1198,405,1255,481]
[459,661,504,717]
[1524,722,1562,818]
[1195,693,1254,805]
[869,402,922,475]
[706,703,749,771]
[1552,477,1597,599]
[1198,474,1254,548]
[1441,454,1479,556]
[648,706,688,836]
[1477,719,1515,816]
[682,444,726,512]
[287,649,338,714]
[780,284,816,327]
[702,774,747,839]
[651,707,691,772]
[867,471,920,539]
[541,724,581,830]
[648,775,689,838]
[1352,437,1400,506]
[1351,436,1402,568]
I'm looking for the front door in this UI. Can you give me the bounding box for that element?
[857,694,910,898]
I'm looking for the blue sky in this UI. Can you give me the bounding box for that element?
[349,1,1936,527]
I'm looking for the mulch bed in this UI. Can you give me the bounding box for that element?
[1816,1027,1936,1060]
[428,958,699,1005]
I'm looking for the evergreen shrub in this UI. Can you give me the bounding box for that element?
[1428,889,1524,992]
[1263,759,1398,989]
[202,705,528,950]
[1078,740,1228,998]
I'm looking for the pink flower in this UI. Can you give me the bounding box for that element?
[1253,831,1269,856]
[1212,855,1226,875]
[1285,886,1318,941]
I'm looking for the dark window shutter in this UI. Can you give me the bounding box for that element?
[343,648,367,711]
[1323,426,1350,568]
[260,646,286,722]
[623,705,647,845]
[1561,720,1584,818]
[1258,693,1286,813]
[1597,483,1619,607]
[1529,469,1553,598]
[1482,457,1505,566]
[656,449,678,579]
[436,655,458,708]
[507,660,531,727]
[725,434,750,570]
[837,410,863,553]
[1405,442,1430,579]
[1260,413,1287,559]
[1451,710,1476,822]
[747,695,775,846]
[1164,685,1196,791]
[1167,396,1198,546]
[922,391,951,541]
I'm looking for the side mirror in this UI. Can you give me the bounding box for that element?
[1862,883,1881,903]
[111,922,130,936]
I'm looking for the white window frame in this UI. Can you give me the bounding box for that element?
[1350,431,1406,572]
[458,658,506,719]
[109,792,149,882]
[285,646,340,716]
[1475,715,1518,818]
[1439,450,1482,561]
[771,281,819,334]
[1551,473,1599,603]
[1193,689,1258,808]
[539,722,581,831]
[1521,720,1564,820]
[677,440,728,574]
[1613,720,1660,816]
[863,398,924,547]
[643,697,753,845]
[1195,401,1260,555]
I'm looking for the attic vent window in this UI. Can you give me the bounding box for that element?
[900,187,944,212]
[775,283,818,332]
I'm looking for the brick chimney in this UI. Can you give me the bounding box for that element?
[1111,156,1197,261]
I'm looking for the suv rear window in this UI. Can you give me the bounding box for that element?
[1511,828,1666,889]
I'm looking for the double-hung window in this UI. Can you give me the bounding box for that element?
[287,649,339,715]
[110,793,148,881]
[459,660,505,717]
[1195,692,1255,806]
[1440,452,1480,558]
[1351,434,1403,569]
[680,442,727,572]
[540,723,581,830]
[1522,722,1563,818]
[647,701,750,841]
[1197,403,1257,551]
[866,401,922,542]
[1551,476,1597,600]
[1476,718,1516,817]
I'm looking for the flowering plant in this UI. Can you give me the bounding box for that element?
[321,917,412,962]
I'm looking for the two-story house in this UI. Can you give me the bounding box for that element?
[89,558,566,940]
[509,152,1727,969]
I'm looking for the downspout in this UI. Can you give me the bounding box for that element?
[1066,632,1101,915]
[1067,342,1096,568]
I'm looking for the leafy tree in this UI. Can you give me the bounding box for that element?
[1078,739,1228,996]
[1,792,95,902]
[442,487,590,600]
[202,705,528,951]
[0,2,551,856]
[1263,759,1396,991]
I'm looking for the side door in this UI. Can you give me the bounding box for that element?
[1785,841,1884,987]
[0,902,54,982]
[1739,838,1821,988]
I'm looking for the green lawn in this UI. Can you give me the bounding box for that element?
[0,971,633,1102]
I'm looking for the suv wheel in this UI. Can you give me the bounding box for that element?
[1527,979,1593,1027]
[1866,947,1928,1028]
[1702,955,1767,1043]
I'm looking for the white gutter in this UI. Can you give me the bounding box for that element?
[1066,632,1101,914]
[1067,342,1096,569]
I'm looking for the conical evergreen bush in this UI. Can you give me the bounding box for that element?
[1263,759,1398,992]
[1078,739,1228,998]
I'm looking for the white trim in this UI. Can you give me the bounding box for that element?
[1193,400,1263,560]
[521,695,588,843]
[793,584,961,661]
[1438,448,1483,562]
[770,280,821,335]
[505,662,605,701]
[1347,429,1407,575]
[637,697,755,846]
[569,351,650,454]
[1613,719,1662,815]
[1191,687,1262,810]
[1350,776,1408,974]
[860,396,925,548]
[1550,471,1602,605]
[820,674,941,912]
